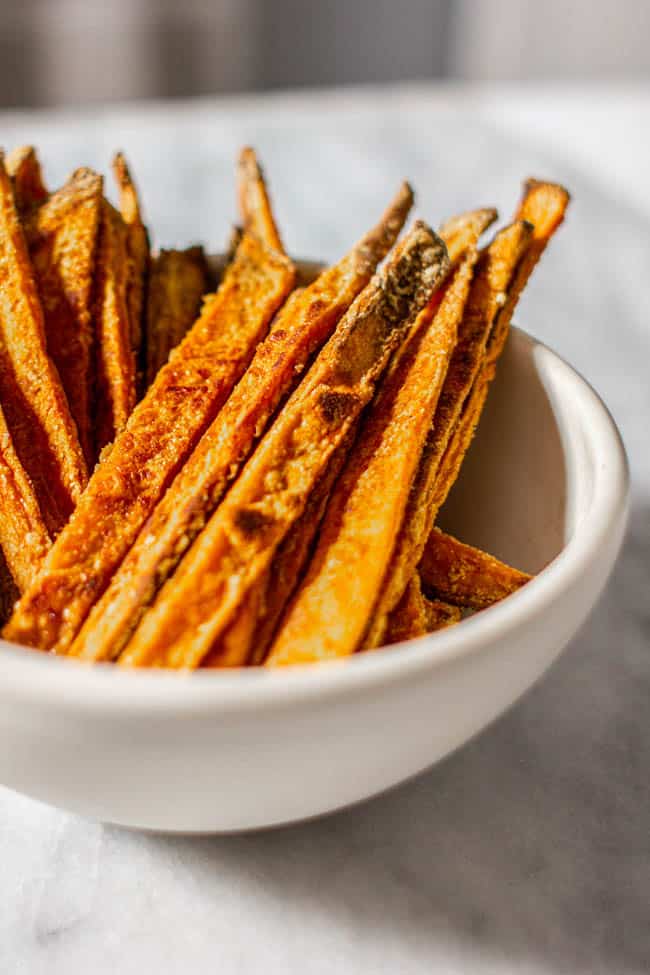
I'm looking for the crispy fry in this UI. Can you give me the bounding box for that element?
[420,527,531,609]
[265,213,492,667]
[71,184,412,662]
[4,228,295,653]
[119,220,449,669]
[432,180,571,512]
[0,404,50,592]
[440,207,497,263]
[384,575,460,645]
[0,153,87,535]
[93,200,136,452]
[6,146,48,212]
[238,147,284,252]
[365,220,534,649]
[207,428,356,668]
[112,153,149,395]
[145,247,208,386]
[23,168,103,466]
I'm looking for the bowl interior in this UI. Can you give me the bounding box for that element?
[439,327,571,574]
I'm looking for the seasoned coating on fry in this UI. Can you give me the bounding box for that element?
[145,247,208,386]
[238,147,284,252]
[4,231,295,653]
[266,235,472,667]
[23,168,103,467]
[432,180,570,513]
[119,220,448,669]
[384,575,460,645]
[93,200,136,453]
[439,208,497,263]
[72,184,412,662]
[208,428,356,668]
[366,220,533,649]
[0,404,50,592]
[6,146,48,212]
[420,527,531,609]
[112,153,149,394]
[0,153,87,535]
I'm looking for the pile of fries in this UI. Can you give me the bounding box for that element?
[0,145,569,668]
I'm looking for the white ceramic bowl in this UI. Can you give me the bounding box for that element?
[0,326,628,832]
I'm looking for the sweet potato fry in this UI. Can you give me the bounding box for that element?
[71,184,412,662]
[384,575,460,645]
[0,404,50,592]
[432,180,571,512]
[22,168,103,466]
[6,146,48,212]
[237,147,284,252]
[145,246,208,386]
[93,200,137,452]
[420,527,531,609]
[439,207,497,263]
[364,220,534,649]
[119,220,449,669]
[265,213,492,667]
[0,153,87,535]
[207,428,356,668]
[5,225,295,653]
[112,153,149,395]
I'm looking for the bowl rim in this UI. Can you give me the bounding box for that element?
[0,326,629,715]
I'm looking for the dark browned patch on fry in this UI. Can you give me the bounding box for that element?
[233,507,275,538]
[318,390,358,425]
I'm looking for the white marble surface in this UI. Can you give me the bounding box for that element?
[0,83,648,974]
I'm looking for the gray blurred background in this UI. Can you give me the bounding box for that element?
[1,0,649,108]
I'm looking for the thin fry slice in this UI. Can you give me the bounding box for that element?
[384,575,460,645]
[23,168,103,466]
[72,184,412,662]
[119,220,449,669]
[0,404,50,591]
[112,153,149,395]
[0,550,19,626]
[432,180,571,511]
[207,427,356,668]
[93,200,137,452]
[420,527,531,609]
[6,146,48,212]
[238,147,284,252]
[4,230,295,653]
[0,152,87,535]
[265,214,491,667]
[145,247,208,386]
[364,220,534,649]
[439,207,497,263]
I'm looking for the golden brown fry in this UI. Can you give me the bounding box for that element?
[145,247,208,386]
[265,212,492,667]
[420,527,531,609]
[0,152,87,535]
[384,575,460,645]
[0,404,50,592]
[208,428,356,668]
[440,207,497,263]
[112,153,149,393]
[365,220,534,649]
[119,220,448,669]
[238,147,284,252]
[432,180,571,512]
[93,200,136,453]
[23,168,103,467]
[6,146,48,212]
[4,230,295,654]
[71,184,412,662]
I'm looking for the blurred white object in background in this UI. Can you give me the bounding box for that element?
[0,0,649,108]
